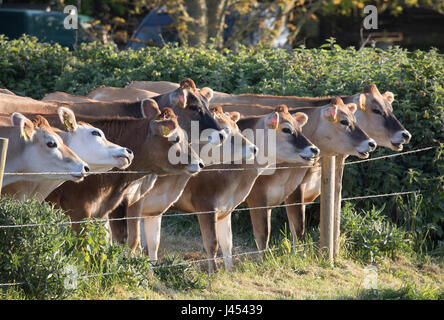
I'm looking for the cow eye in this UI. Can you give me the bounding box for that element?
[189,105,198,111]
[47,141,57,148]
[92,131,101,137]
[340,120,349,126]
[282,127,292,134]
[372,109,382,115]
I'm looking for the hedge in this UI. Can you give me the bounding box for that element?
[0,35,442,253]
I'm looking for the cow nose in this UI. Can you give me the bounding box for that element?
[311,146,319,155]
[125,148,133,155]
[198,161,204,169]
[84,166,90,173]
[368,140,377,150]
[253,146,258,155]
[402,131,411,142]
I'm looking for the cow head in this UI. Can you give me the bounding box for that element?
[353,84,411,151]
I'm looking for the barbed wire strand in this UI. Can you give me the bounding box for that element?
[2,145,437,176]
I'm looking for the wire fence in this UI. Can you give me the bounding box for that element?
[0,145,439,288]
[1,145,438,176]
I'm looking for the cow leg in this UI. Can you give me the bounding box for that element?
[248,204,272,251]
[216,213,233,270]
[285,184,306,242]
[333,155,346,258]
[108,202,128,244]
[142,214,163,263]
[126,200,143,255]
[197,212,219,272]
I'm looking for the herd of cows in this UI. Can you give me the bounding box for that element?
[0,78,412,271]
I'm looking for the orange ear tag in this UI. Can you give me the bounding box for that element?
[328,108,337,122]
[177,95,186,108]
[271,117,278,130]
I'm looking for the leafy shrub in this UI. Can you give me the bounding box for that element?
[0,196,77,299]
[0,35,442,252]
[340,202,411,263]
[0,196,152,299]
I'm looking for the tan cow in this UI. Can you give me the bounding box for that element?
[126,80,179,94]
[1,107,134,201]
[43,91,96,103]
[105,81,412,253]
[0,113,89,191]
[92,79,228,145]
[0,92,149,118]
[45,106,204,242]
[87,87,157,102]
[110,105,258,254]
[208,89,410,251]
[167,105,319,271]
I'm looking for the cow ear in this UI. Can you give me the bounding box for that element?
[293,112,308,128]
[57,107,77,132]
[265,112,279,129]
[200,87,214,101]
[356,93,367,110]
[169,89,187,109]
[323,105,338,122]
[346,103,357,114]
[383,91,395,103]
[11,112,35,141]
[229,112,240,123]
[141,99,161,120]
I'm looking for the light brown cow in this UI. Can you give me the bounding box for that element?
[110,105,258,255]
[45,106,203,238]
[87,87,157,102]
[126,80,179,94]
[85,79,229,146]
[43,91,96,103]
[169,105,319,271]
[0,92,149,118]
[0,113,89,190]
[213,89,410,251]
[0,108,134,201]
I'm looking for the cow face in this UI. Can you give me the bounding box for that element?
[314,97,377,158]
[353,84,411,151]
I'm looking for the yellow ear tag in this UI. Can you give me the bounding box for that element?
[64,119,73,131]
[360,103,366,111]
[161,125,172,136]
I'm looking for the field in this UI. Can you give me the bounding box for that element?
[0,36,443,300]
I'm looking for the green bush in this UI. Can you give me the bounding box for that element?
[0,36,442,253]
[0,196,77,299]
[0,196,153,299]
[340,202,411,263]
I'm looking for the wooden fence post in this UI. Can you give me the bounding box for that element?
[333,155,346,260]
[0,138,8,195]
[319,156,335,263]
